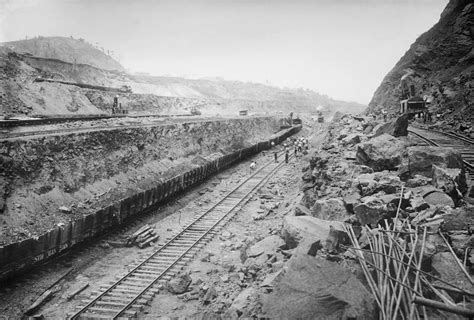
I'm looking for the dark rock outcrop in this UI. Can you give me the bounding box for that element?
[366,0,474,127]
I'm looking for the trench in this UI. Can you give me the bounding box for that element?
[0,124,301,281]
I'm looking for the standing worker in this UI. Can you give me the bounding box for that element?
[249,161,256,174]
[285,147,289,163]
[274,150,278,163]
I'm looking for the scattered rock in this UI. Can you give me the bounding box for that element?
[167,273,192,294]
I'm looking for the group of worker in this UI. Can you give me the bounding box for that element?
[274,137,309,163]
[249,137,310,174]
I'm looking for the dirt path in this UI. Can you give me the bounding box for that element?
[0,127,317,319]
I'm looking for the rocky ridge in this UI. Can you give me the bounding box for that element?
[367,0,473,133]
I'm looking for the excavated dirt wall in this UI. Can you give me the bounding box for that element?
[0,118,299,280]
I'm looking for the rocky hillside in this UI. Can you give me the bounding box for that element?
[0,36,365,117]
[367,0,473,124]
[1,36,125,72]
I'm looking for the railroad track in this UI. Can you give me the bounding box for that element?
[408,125,474,180]
[69,152,292,319]
[0,115,270,140]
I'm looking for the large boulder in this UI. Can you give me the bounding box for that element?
[262,254,376,319]
[410,185,455,209]
[432,252,474,292]
[247,235,285,258]
[281,215,344,252]
[229,288,257,316]
[355,172,400,196]
[167,273,192,294]
[424,191,455,208]
[311,198,349,221]
[401,147,466,190]
[374,114,409,137]
[432,165,466,198]
[354,196,387,225]
[356,134,407,171]
[342,133,362,146]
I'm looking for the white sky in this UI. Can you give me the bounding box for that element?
[0,0,448,104]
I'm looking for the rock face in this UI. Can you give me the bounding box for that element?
[374,114,409,137]
[263,254,376,319]
[356,134,407,171]
[366,0,474,126]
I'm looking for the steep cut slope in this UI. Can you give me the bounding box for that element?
[1,36,124,72]
[367,0,473,123]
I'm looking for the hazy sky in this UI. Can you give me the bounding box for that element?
[1,0,448,104]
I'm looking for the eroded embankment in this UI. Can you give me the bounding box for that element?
[0,116,300,280]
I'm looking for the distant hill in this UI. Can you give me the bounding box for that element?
[1,36,124,72]
[367,0,473,122]
[0,36,365,117]
[134,75,366,114]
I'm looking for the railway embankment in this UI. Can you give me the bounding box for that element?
[265,114,473,318]
[0,117,298,280]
